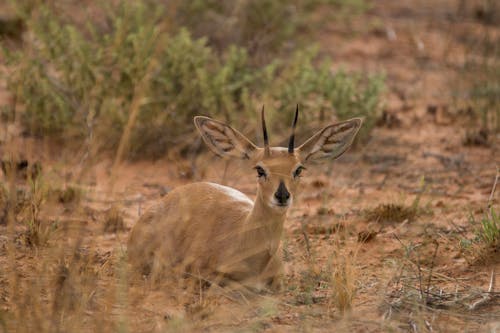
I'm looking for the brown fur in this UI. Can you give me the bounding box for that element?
[127,115,362,290]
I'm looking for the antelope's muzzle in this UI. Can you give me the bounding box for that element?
[274,181,290,206]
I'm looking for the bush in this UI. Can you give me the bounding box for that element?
[173,0,371,61]
[476,208,500,248]
[454,3,500,136]
[272,48,384,142]
[4,1,383,159]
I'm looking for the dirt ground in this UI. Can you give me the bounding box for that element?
[0,1,499,332]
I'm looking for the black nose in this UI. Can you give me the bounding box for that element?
[274,181,290,205]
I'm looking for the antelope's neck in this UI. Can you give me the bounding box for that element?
[244,191,288,254]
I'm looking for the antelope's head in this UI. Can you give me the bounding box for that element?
[194,106,362,213]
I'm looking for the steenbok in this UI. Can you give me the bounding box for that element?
[128,107,362,290]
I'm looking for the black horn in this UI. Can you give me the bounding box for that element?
[261,105,270,156]
[288,104,299,153]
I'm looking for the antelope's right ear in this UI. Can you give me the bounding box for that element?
[297,118,362,163]
[194,116,258,160]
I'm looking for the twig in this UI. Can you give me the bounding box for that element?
[487,166,499,211]
[109,21,168,192]
[409,319,417,332]
[424,320,433,332]
[301,222,311,258]
[425,241,439,304]
[415,250,424,301]
[468,269,495,310]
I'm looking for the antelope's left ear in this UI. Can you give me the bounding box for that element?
[297,118,362,163]
[194,116,258,160]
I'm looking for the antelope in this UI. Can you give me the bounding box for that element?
[127,107,362,290]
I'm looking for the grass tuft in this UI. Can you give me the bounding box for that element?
[103,206,125,233]
[477,208,500,247]
[365,203,417,224]
[330,254,357,314]
[462,208,500,263]
[51,186,82,205]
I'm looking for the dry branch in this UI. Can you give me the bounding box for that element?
[468,269,496,311]
[487,166,499,211]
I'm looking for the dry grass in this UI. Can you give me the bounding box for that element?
[102,206,125,233]
[383,241,499,331]
[329,251,358,314]
[0,145,498,332]
[365,203,417,224]
[0,156,369,332]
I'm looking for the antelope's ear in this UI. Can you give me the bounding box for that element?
[194,116,258,159]
[297,118,362,163]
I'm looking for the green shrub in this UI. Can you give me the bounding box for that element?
[4,1,383,159]
[463,208,500,259]
[270,47,384,141]
[476,208,500,247]
[454,5,500,135]
[173,0,371,60]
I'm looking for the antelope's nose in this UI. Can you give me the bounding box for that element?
[274,181,290,205]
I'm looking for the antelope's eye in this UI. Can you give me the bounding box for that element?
[293,166,305,178]
[255,166,267,178]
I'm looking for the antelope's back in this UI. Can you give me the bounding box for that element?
[127,182,253,277]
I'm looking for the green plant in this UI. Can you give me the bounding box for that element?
[454,4,500,138]
[460,207,500,263]
[271,48,384,141]
[174,0,371,61]
[5,3,260,158]
[474,208,500,247]
[465,43,500,134]
[4,1,383,160]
